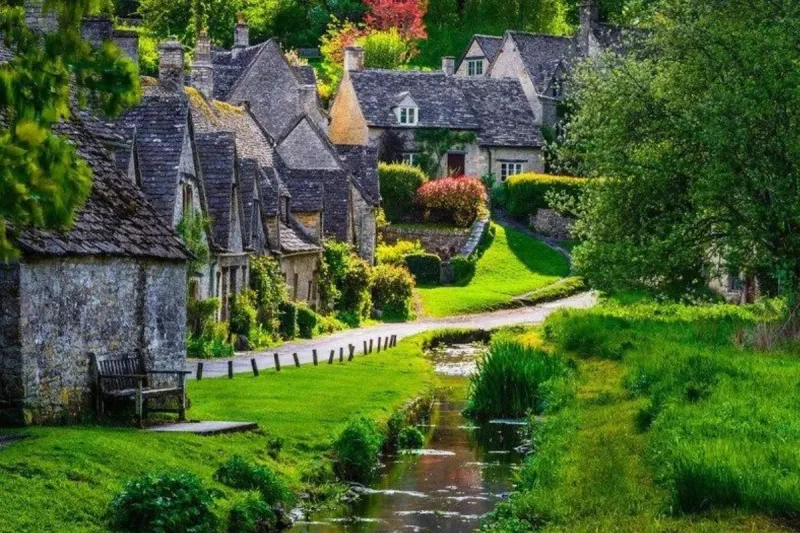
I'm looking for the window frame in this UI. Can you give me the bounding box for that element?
[500,162,524,181]
[467,59,484,77]
[401,152,418,166]
[397,106,418,126]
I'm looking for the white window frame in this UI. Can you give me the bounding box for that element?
[467,59,484,77]
[401,153,418,166]
[500,162,524,181]
[397,106,418,126]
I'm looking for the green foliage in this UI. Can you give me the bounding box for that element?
[108,472,216,533]
[333,417,385,483]
[378,163,428,223]
[319,240,372,324]
[116,24,159,77]
[277,301,297,340]
[187,320,234,359]
[229,289,258,338]
[249,256,288,334]
[358,27,412,69]
[451,255,476,285]
[214,455,292,507]
[499,173,587,217]
[415,176,488,227]
[397,426,425,449]
[176,212,210,276]
[226,493,277,533]
[371,263,415,320]
[137,0,239,48]
[413,128,477,178]
[563,0,800,299]
[187,297,219,337]
[466,339,571,420]
[0,2,140,260]
[376,239,425,266]
[404,253,441,286]
[543,310,632,360]
[296,304,318,339]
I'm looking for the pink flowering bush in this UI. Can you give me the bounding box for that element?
[415,176,487,228]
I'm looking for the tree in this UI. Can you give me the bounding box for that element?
[565,0,800,300]
[0,1,140,260]
[358,28,413,69]
[364,0,427,41]
[137,0,240,47]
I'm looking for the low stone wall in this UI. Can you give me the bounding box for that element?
[380,225,471,260]
[530,208,574,241]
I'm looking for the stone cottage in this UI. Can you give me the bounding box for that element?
[329,47,544,182]
[455,35,504,78]
[0,116,190,426]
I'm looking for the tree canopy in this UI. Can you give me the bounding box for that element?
[566,0,800,299]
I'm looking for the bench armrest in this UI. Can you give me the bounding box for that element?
[147,370,193,375]
[100,374,147,379]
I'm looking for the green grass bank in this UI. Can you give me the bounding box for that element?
[0,334,439,533]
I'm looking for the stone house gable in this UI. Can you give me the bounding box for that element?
[455,35,503,77]
[276,115,343,171]
[328,72,370,146]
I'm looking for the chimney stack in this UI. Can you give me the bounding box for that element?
[442,56,455,76]
[159,40,185,90]
[192,30,215,98]
[113,29,140,65]
[344,46,365,72]
[232,12,249,57]
[579,0,599,55]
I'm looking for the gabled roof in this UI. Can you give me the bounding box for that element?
[474,35,504,63]
[276,114,344,171]
[14,115,189,261]
[196,132,238,252]
[294,65,317,86]
[238,157,259,250]
[210,43,266,100]
[336,144,380,206]
[503,31,576,93]
[258,167,282,217]
[116,94,192,221]
[286,179,324,213]
[455,77,543,148]
[280,167,350,242]
[280,220,320,254]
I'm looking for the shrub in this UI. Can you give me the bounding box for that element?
[227,493,277,533]
[187,321,234,359]
[503,173,587,217]
[229,289,258,338]
[278,302,297,340]
[109,472,216,533]
[371,264,415,320]
[376,239,425,266]
[187,298,219,337]
[543,311,631,360]
[357,28,412,70]
[296,305,318,339]
[397,426,425,449]
[415,176,487,228]
[333,417,385,482]
[378,163,429,223]
[249,256,288,333]
[450,255,476,285]
[404,253,441,286]
[339,255,372,323]
[465,339,571,420]
[214,455,292,507]
[320,241,373,324]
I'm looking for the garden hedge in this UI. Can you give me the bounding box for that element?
[404,253,442,286]
[278,302,297,340]
[379,163,428,223]
[296,305,317,339]
[503,173,587,217]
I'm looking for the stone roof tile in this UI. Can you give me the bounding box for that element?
[196,132,237,251]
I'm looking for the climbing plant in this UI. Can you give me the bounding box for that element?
[414,128,477,178]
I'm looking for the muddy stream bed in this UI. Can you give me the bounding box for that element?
[290,343,528,532]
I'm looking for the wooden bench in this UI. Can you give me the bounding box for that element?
[91,354,191,426]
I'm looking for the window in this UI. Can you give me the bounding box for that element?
[181,182,193,215]
[467,59,484,77]
[401,153,418,166]
[552,79,565,98]
[293,273,299,300]
[398,106,417,125]
[500,162,524,181]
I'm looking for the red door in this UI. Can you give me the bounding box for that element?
[447,153,466,176]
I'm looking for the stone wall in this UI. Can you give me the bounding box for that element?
[0,264,22,425]
[0,257,187,425]
[351,184,377,263]
[280,252,321,307]
[466,145,545,181]
[530,208,574,240]
[380,225,472,260]
[329,74,370,146]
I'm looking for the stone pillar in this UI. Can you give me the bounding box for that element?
[442,56,455,76]
[159,41,185,89]
[24,0,57,33]
[579,0,599,56]
[192,30,215,98]
[344,46,365,72]
[232,12,249,58]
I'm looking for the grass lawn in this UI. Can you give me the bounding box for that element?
[483,299,796,532]
[0,334,438,533]
[417,222,570,317]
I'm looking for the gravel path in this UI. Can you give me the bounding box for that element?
[189,292,596,379]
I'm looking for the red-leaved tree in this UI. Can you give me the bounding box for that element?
[364,0,427,40]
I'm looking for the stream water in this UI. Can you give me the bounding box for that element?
[290,343,527,533]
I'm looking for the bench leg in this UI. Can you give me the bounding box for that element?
[178,374,187,422]
[135,382,143,428]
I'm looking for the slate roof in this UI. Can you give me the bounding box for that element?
[349,69,541,148]
[238,157,259,250]
[280,168,350,242]
[505,31,576,93]
[196,132,238,252]
[210,44,265,100]
[294,65,317,86]
[258,167,282,217]
[590,23,649,55]
[474,35,504,63]
[13,116,189,261]
[116,94,191,222]
[455,77,543,147]
[336,144,380,206]
[279,221,320,254]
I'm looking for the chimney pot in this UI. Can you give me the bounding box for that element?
[159,40,185,89]
[233,12,249,56]
[344,46,365,72]
[442,56,455,76]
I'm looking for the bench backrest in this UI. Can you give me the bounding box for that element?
[93,355,144,392]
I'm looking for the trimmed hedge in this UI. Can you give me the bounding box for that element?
[451,255,476,285]
[503,173,587,217]
[415,176,487,228]
[278,301,297,340]
[296,305,317,339]
[371,264,415,320]
[405,253,442,286]
[379,163,428,223]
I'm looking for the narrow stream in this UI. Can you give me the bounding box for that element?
[290,343,527,532]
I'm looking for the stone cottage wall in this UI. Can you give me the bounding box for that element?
[467,145,544,180]
[0,257,187,425]
[380,225,472,259]
[280,252,320,306]
[0,264,22,425]
[351,184,377,263]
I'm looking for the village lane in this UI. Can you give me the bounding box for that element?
[189,291,596,379]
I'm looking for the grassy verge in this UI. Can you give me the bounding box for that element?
[483,298,796,532]
[0,334,439,533]
[417,223,570,317]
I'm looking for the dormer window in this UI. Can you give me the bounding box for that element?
[467,59,484,76]
[398,106,417,125]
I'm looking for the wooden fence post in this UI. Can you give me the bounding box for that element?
[348,344,355,361]
[363,340,368,355]
[339,347,344,363]
[312,349,318,366]
[369,339,373,353]
[196,362,204,381]
[228,360,234,379]
[377,337,382,353]
[274,353,281,372]
[251,358,259,377]
[293,353,300,367]
[329,350,335,364]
